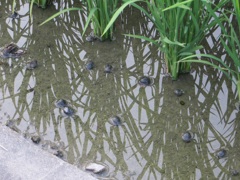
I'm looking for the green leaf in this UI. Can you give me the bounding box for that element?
[30,0,34,21]
[39,7,82,26]
[102,0,144,36]
[82,7,99,36]
[163,37,185,47]
[163,0,193,11]
[124,34,157,45]
[178,4,191,10]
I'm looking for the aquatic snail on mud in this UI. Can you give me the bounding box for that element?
[214,147,228,159]
[55,99,75,117]
[104,64,113,73]
[54,150,64,158]
[138,76,153,87]
[109,115,122,126]
[86,32,102,42]
[31,135,41,144]
[179,100,185,105]
[86,35,98,42]
[0,42,25,58]
[62,106,75,117]
[174,89,184,97]
[55,99,68,108]
[26,60,38,70]
[41,140,67,160]
[85,61,94,70]
[181,131,194,143]
[231,169,239,176]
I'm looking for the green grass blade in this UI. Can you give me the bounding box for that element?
[124,34,157,45]
[30,0,34,21]
[82,7,99,36]
[12,0,16,13]
[163,37,185,47]
[102,0,144,36]
[163,0,193,11]
[39,7,82,26]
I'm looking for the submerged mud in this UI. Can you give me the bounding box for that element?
[0,1,239,179]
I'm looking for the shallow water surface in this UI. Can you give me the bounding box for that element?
[0,1,239,179]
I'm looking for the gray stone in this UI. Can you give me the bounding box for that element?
[0,125,96,180]
[85,163,106,174]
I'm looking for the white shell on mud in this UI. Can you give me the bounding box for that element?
[85,163,106,174]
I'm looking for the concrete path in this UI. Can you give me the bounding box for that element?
[0,125,97,180]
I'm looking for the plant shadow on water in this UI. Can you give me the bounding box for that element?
[0,1,239,179]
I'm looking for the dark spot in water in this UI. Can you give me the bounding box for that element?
[26,60,38,70]
[231,170,239,176]
[109,116,122,126]
[10,11,19,19]
[5,120,21,133]
[6,120,16,128]
[86,36,96,42]
[138,76,151,87]
[27,88,34,93]
[63,106,75,116]
[31,136,41,144]
[86,61,94,70]
[0,43,25,58]
[174,89,184,96]
[86,33,98,42]
[180,101,185,105]
[54,150,64,158]
[104,64,113,73]
[182,131,193,143]
[55,99,68,108]
[216,149,227,159]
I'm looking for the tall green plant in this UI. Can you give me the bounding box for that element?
[179,0,240,101]
[84,0,119,41]
[103,0,223,80]
[40,0,119,41]
[148,0,209,79]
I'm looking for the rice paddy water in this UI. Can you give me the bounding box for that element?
[0,1,239,179]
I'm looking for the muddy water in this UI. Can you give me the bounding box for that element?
[0,1,239,179]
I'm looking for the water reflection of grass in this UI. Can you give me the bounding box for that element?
[39,0,119,41]
[51,9,167,178]
[0,1,239,179]
[190,60,239,178]
[103,0,225,80]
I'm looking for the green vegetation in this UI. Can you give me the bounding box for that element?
[103,0,239,99]
[103,0,226,80]
[39,0,119,41]
[13,0,240,99]
[83,0,119,41]
[30,0,53,9]
[179,0,240,100]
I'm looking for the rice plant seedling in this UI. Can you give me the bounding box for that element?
[179,0,240,101]
[103,0,225,80]
[40,0,119,41]
[30,0,53,9]
[83,0,119,41]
